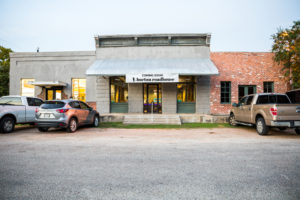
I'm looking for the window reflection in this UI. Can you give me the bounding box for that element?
[21,79,35,96]
[110,77,128,103]
[72,79,86,101]
[177,76,195,103]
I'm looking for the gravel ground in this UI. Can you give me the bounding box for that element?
[0,126,300,200]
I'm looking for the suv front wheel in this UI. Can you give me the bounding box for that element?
[256,117,269,135]
[93,115,99,127]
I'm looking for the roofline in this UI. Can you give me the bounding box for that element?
[10,51,96,58]
[95,33,211,39]
[211,51,273,53]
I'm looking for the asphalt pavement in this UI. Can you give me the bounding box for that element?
[0,126,300,200]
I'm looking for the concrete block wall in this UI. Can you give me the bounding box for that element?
[196,76,211,114]
[9,51,95,97]
[128,83,143,113]
[86,76,97,102]
[96,76,110,114]
[162,83,177,114]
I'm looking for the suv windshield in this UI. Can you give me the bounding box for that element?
[41,101,65,109]
[0,97,22,105]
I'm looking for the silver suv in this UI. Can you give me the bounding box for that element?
[35,100,100,132]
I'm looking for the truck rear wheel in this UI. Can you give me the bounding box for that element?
[295,129,300,135]
[256,117,269,135]
[229,114,237,126]
[0,116,15,133]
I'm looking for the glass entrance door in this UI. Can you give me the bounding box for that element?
[143,84,162,114]
[46,88,62,100]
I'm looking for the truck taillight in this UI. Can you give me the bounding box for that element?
[270,107,277,116]
[35,108,39,113]
[56,109,69,113]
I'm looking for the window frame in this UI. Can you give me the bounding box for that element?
[72,78,86,102]
[21,78,35,97]
[176,76,196,103]
[263,82,274,93]
[238,85,257,101]
[110,76,128,103]
[220,81,231,104]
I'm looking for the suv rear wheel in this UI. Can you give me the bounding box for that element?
[0,116,15,133]
[295,128,300,135]
[256,117,269,135]
[67,118,77,133]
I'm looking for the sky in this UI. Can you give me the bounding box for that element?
[0,0,299,52]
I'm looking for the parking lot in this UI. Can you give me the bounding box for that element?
[1,126,300,200]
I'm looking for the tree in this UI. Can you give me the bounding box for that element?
[0,46,13,97]
[272,21,300,89]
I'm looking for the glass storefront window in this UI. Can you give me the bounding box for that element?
[110,77,128,103]
[21,79,35,96]
[72,79,86,102]
[177,76,195,103]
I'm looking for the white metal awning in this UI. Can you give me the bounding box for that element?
[29,81,67,87]
[86,58,219,76]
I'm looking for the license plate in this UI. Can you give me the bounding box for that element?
[41,113,54,119]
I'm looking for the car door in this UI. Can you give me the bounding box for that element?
[78,102,91,124]
[242,95,254,123]
[69,101,81,123]
[25,97,38,122]
[235,96,247,122]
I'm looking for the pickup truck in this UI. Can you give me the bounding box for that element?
[229,93,300,135]
[0,96,44,133]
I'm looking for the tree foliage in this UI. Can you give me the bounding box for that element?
[272,21,300,89]
[0,46,13,97]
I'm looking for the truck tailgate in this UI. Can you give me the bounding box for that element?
[276,104,300,120]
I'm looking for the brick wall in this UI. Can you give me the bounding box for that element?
[210,52,289,115]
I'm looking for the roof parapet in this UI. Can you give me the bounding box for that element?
[95,33,211,48]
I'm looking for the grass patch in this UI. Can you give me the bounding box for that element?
[99,122,234,129]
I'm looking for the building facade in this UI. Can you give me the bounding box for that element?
[9,34,288,116]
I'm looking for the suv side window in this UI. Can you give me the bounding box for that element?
[79,102,89,110]
[246,96,254,105]
[69,101,81,109]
